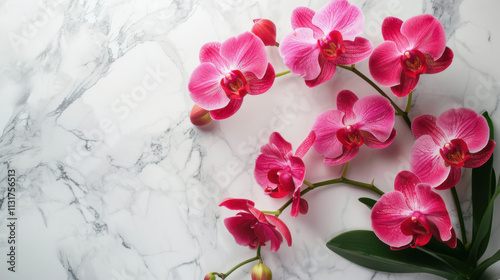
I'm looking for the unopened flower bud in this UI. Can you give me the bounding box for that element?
[251,19,277,47]
[190,105,212,126]
[204,272,215,280]
[251,263,272,280]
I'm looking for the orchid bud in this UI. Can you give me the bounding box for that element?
[251,263,272,280]
[251,19,277,46]
[204,273,215,280]
[190,105,212,126]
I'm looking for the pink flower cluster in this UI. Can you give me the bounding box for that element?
[188,0,495,263]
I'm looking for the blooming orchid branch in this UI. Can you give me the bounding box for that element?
[337,64,412,128]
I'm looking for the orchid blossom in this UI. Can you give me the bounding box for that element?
[220,198,292,252]
[369,15,454,97]
[188,32,275,120]
[255,131,316,217]
[410,108,495,190]
[312,90,396,165]
[279,0,373,87]
[372,171,457,249]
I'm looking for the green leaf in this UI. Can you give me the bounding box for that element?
[482,111,494,140]
[467,175,500,272]
[358,197,377,209]
[326,230,465,280]
[422,238,467,273]
[470,249,500,280]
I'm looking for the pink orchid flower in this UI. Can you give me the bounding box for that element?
[188,32,275,120]
[220,198,292,251]
[254,131,316,217]
[369,15,454,97]
[279,0,373,87]
[410,108,495,190]
[372,171,457,249]
[312,90,396,165]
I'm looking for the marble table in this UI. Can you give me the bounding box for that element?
[1,0,499,279]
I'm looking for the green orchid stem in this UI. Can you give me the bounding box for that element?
[451,187,468,245]
[275,70,291,78]
[405,91,413,113]
[275,177,384,216]
[218,253,261,279]
[337,64,411,129]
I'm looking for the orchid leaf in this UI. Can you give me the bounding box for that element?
[358,197,377,209]
[470,249,500,280]
[467,175,500,274]
[326,230,465,280]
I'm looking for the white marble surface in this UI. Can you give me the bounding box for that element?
[0,0,499,279]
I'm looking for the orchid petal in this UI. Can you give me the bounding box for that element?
[289,156,306,188]
[291,6,323,38]
[323,146,359,165]
[253,223,283,252]
[269,132,293,156]
[295,130,316,158]
[434,167,461,190]
[361,129,396,149]
[219,198,254,212]
[381,17,410,52]
[371,191,413,248]
[415,184,453,242]
[393,171,421,210]
[247,63,275,95]
[336,90,359,122]
[199,42,230,71]
[312,110,346,159]
[266,215,292,247]
[353,95,395,141]
[437,108,490,153]
[312,0,364,40]
[280,28,321,81]
[224,214,258,247]
[464,139,495,168]
[188,63,229,110]
[221,32,267,78]
[410,135,450,187]
[390,73,419,97]
[411,114,447,145]
[304,56,337,87]
[290,191,301,218]
[254,154,286,189]
[299,198,309,215]
[209,98,243,120]
[369,41,403,87]
[425,47,454,74]
[401,14,446,59]
[334,37,373,65]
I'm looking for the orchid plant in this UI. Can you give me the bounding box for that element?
[189,1,499,279]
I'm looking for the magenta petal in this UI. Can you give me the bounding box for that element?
[353,95,395,141]
[437,108,490,153]
[269,132,293,156]
[334,37,373,65]
[295,130,316,158]
[254,154,283,189]
[304,57,337,87]
[219,198,254,211]
[291,6,323,38]
[411,114,447,145]
[410,135,450,187]
[253,223,283,251]
[299,198,309,215]
[188,63,229,110]
[415,184,453,242]
[381,17,410,52]
[390,73,419,97]
[312,110,345,158]
[221,32,267,78]
[266,215,292,247]
[371,191,413,248]
[247,63,275,95]
[289,156,306,189]
[280,28,321,81]
[312,0,364,40]
[224,214,258,247]
[369,41,403,87]
[337,90,359,122]
[361,129,396,149]
[290,192,301,218]
[323,146,359,165]
[464,140,495,168]
[434,167,461,190]
[401,14,446,59]
[393,171,421,209]
[426,47,454,74]
[199,42,230,71]
[209,98,243,120]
